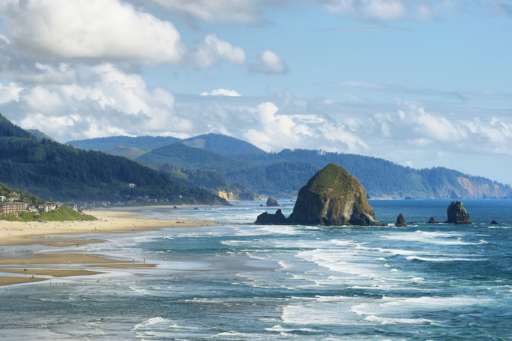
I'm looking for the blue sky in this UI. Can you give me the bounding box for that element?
[0,0,511,183]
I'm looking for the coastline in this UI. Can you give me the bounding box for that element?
[0,209,217,287]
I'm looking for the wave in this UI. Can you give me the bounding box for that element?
[364,315,434,325]
[406,256,488,262]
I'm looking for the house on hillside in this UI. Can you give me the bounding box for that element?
[127,183,136,188]
[42,202,58,212]
[62,203,78,212]
[0,196,6,202]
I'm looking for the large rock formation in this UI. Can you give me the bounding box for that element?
[255,163,384,226]
[490,219,499,225]
[444,201,472,224]
[266,197,279,207]
[395,213,407,227]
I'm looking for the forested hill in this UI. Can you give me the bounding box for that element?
[137,142,320,195]
[0,115,228,204]
[231,149,512,199]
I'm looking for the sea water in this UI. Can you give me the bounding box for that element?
[1,199,512,340]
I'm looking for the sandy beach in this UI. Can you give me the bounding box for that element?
[0,209,215,287]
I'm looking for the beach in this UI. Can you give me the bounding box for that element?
[0,208,218,287]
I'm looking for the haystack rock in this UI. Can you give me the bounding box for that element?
[445,201,472,224]
[395,213,407,227]
[266,197,279,207]
[426,217,439,224]
[490,220,499,225]
[255,163,384,226]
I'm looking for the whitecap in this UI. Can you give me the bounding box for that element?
[364,315,434,325]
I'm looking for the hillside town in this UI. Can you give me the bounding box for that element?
[0,191,180,215]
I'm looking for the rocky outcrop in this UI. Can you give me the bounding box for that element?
[395,213,407,227]
[255,163,384,226]
[444,201,472,224]
[426,217,439,224]
[266,197,279,207]
[255,209,287,225]
[490,220,499,225]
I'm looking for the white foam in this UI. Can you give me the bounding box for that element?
[132,317,171,331]
[406,256,488,262]
[364,315,434,325]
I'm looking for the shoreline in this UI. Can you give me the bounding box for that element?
[0,209,217,287]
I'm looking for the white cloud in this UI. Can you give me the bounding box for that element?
[320,0,406,20]
[147,0,283,25]
[0,82,23,104]
[250,50,288,75]
[194,33,246,68]
[2,0,187,64]
[201,89,241,96]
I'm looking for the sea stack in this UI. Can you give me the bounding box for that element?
[266,197,279,207]
[490,220,499,225]
[255,209,287,225]
[395,213,407,227]
[426,217,439,224]
[445,201,472,224]
[255,163,384,226]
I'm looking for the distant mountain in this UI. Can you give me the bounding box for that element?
[66,135,180,151]
[182,133,265,155]
[108,144,150,159]
[0,114,228,204]
[65,129,512,199]
[66,133,265,156]
[27,129,56,142]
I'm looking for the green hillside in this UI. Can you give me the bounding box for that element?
[27,129,56,142]
[0,114,228,204]
[138,142,251,174]
[182,133,264,155]
[0,182,45,205]
[158,164,258,200]
[1,206,97,222]
[108,144,150,159]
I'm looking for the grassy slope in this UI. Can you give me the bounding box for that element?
[1,206,97,222]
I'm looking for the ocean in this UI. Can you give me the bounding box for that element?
[1,199,511,340]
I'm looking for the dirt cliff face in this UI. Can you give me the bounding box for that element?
[255,163,383,226]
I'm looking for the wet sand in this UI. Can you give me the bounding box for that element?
[0,210,211,286]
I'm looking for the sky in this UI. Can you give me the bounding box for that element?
[0,0,512,183]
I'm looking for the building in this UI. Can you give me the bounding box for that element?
[42,202,58,212]
[128,183,136,188]
[0,202,28,214]
[0,196,6,202]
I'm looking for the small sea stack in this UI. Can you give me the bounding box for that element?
[255,209,287,225]
[444,201,472,224]
[426,217,439,224]
[490,220,499,225]
[266,197,279,207]
[395,214,407,227]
